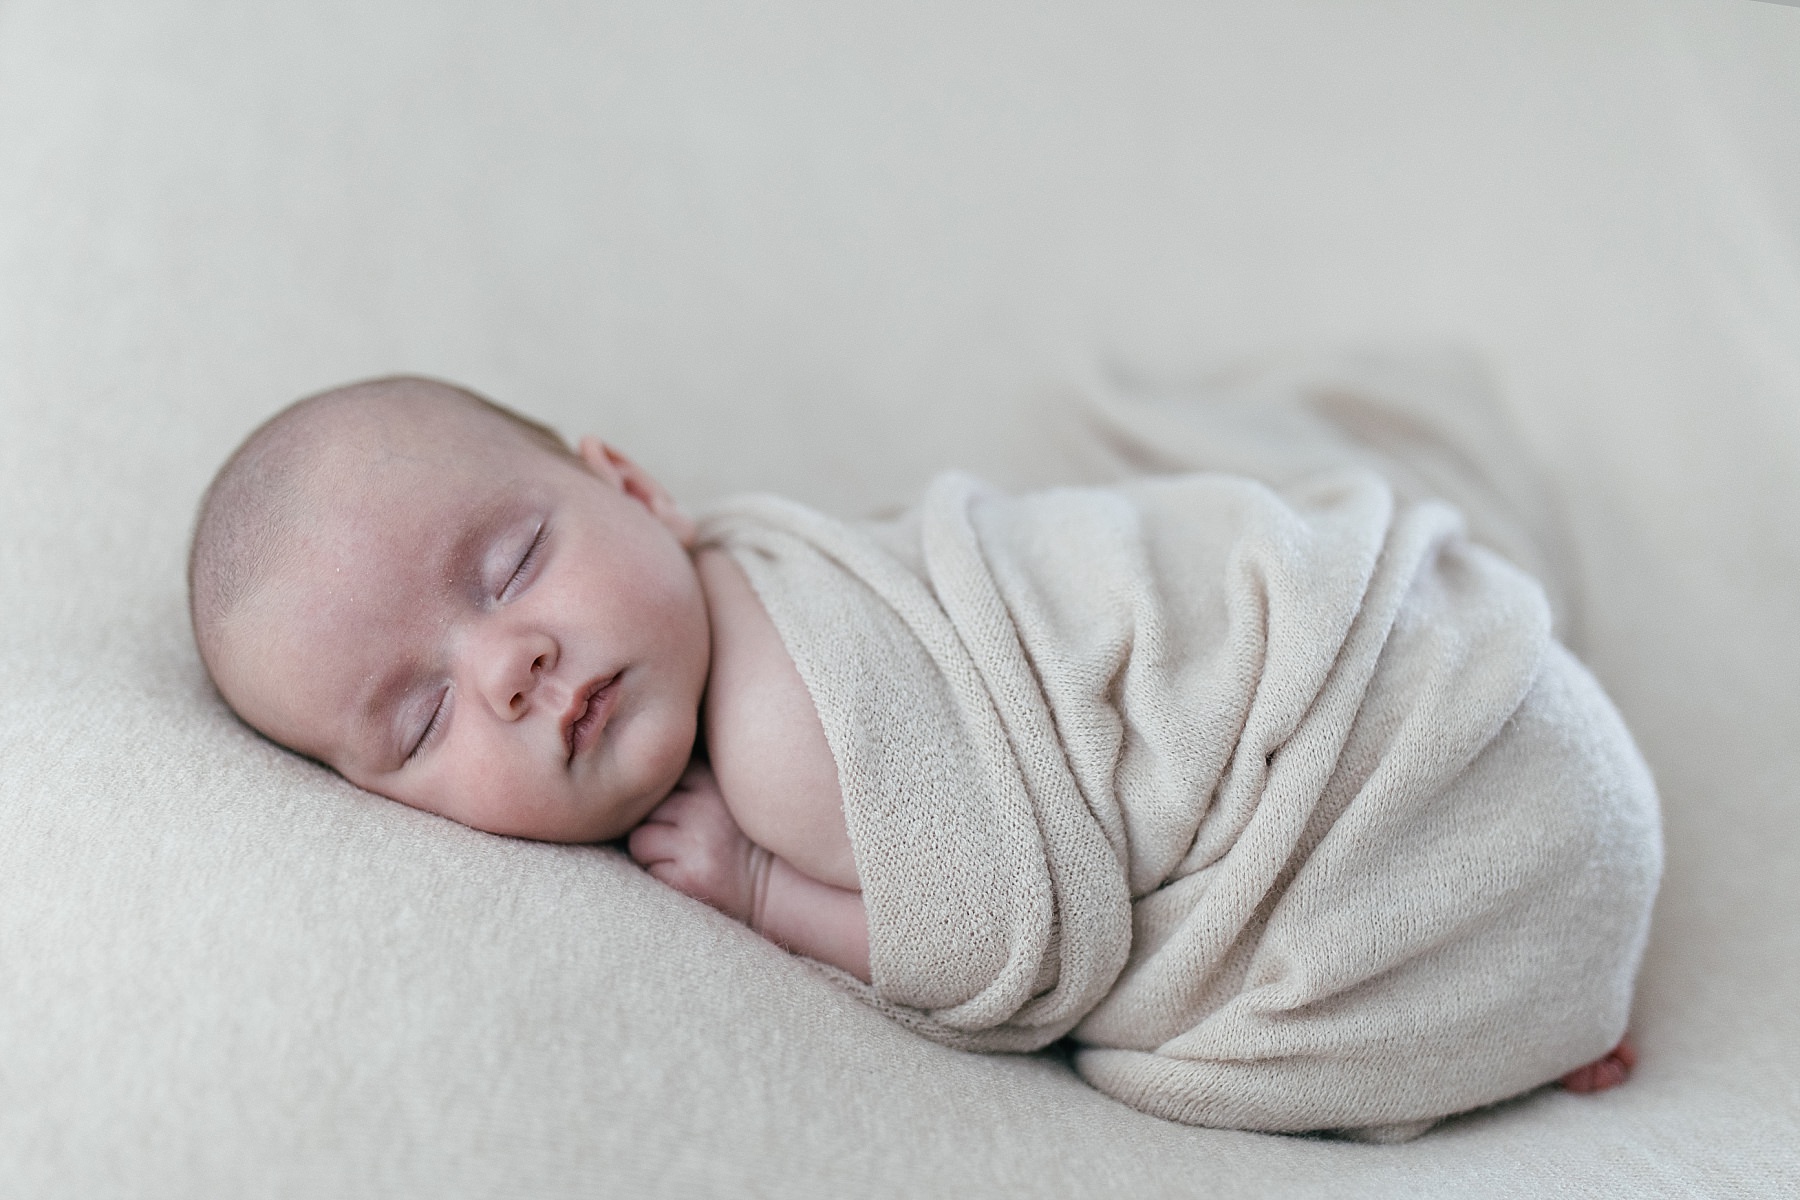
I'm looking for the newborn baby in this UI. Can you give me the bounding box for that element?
[190,374,1660,1136]
[190,378,871,976]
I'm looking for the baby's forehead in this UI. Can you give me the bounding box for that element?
[296,402,553,510]
[196,379,576,746]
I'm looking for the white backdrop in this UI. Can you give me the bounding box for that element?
[2,2,1796,1195]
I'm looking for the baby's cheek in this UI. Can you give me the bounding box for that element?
[449,738,557,837]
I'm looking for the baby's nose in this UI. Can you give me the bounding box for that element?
[477,630,558,719]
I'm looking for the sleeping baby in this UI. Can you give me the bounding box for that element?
[188,373,1660,1138]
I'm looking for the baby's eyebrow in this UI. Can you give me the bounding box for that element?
[438,494,530,589]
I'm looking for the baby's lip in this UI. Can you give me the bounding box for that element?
[562,674,618,763]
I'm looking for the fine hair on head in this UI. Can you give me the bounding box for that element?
[187,375,570,684]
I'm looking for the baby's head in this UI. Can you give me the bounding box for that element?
[190,377,711,841]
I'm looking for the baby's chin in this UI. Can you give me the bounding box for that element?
[574,710,700,842]
[612,698,694,813]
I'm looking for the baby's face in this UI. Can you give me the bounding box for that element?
[214,419,710,842]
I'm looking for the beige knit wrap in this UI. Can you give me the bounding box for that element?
[698,361,1660,1135]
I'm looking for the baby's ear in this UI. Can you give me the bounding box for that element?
[577,436,697,547]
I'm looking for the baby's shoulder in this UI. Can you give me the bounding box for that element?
[694,548,858,891]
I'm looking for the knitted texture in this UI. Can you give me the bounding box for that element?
[701,464,1660,1134]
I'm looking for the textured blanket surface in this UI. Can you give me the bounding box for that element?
[706,463,1660,1133]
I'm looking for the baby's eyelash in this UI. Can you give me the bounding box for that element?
[406,692,448,762]
[500,524,546,600]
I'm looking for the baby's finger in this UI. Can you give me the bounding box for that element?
[645,857,712,900]
[640,787,694,824]
[626,822,680,866]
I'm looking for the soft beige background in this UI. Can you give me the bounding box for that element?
[1,1,1796,1195]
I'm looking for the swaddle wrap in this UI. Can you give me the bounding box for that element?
[700,463,1660,1135]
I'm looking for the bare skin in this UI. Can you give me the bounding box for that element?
[1559,1036,1637,1093]
[624,546,868,974]
[626,545,867,975]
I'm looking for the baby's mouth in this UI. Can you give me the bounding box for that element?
[564,675,618,763]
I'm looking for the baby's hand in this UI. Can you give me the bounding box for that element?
[627,761,768,927]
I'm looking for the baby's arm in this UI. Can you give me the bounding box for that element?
[628,762,871,983]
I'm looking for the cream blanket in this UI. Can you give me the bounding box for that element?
[700,368,1661,1135]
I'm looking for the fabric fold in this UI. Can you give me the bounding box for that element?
[697,364,1659,1133]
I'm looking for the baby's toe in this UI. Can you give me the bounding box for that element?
[1559,1038,1635,1094]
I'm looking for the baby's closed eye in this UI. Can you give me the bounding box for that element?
[406,689,450,762]
[498,522,547,601]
